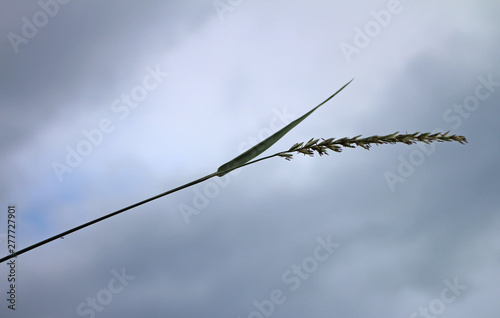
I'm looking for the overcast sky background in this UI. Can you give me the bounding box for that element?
[1,1,499,317]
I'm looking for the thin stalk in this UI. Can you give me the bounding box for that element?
[0,155,276,263]
[0,171,214,263]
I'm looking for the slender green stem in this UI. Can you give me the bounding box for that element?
[0,171,218,263]
[0,155,277,263]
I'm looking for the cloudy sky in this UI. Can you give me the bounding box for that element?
[1,1,499,317]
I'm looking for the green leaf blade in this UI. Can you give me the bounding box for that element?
[216,79,353,176]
